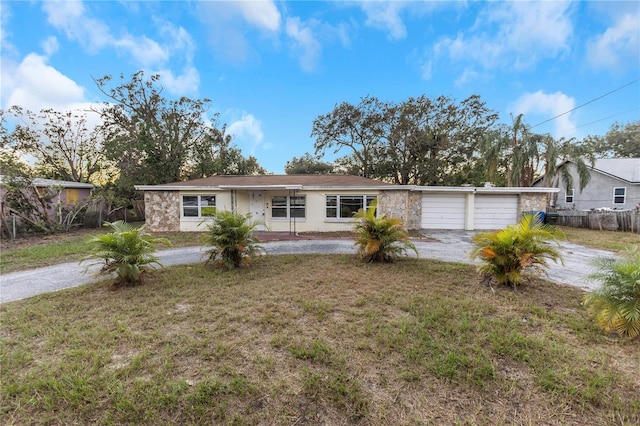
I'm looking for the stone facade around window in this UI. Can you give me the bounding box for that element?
[144,191,180,232]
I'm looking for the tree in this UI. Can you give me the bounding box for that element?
[583,245,640,339]
[353,201,417,263]
[381,94,497,185]
[202,211,264,269]
[470,213,563,288]
[584,120,640,158]
[82,221,171,286]
[3,107,105,183]
[311,94,497,184]
[312,96,387,178]
[285,152,335,174]
[189,126,266,178]
[480,114,595,191]
[94,71,212,189]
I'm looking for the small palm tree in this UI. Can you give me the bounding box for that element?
[353,201,417,263]
[202,210,264,269]
[583,246,640,339]
[470,213,563,287]
[82,221,171,286]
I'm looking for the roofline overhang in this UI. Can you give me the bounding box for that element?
[135,184,558,193]
[414,186,560,194]
[134,184,393,191]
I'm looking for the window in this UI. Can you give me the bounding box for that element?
[271,195,306,219]
[565,188,574,203]
[326,195,377,219]
[182,195,216,217]
[613,187,626,205]
[65,189,80,204]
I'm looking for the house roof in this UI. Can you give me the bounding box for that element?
[0,176,94,189]
[135,174,396,191]
[592,158,640,183]
[32,178,95,189]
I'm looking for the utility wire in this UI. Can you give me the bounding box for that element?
[564,106,640,132]
[529,78,640,129]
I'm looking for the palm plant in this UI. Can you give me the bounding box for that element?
[82,221,171,286]
[353,201,417,263]
[201,210,264,269]
[583,246,640,339]
[470,213,563,288]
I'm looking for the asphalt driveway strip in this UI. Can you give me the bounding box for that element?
[0,231,618,304]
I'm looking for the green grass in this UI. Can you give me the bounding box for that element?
[0,230,204,273]
[1,255,638,425]
[558,226,640,253]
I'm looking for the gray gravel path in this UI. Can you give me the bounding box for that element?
[0,232,616,304]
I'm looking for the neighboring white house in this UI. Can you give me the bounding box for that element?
[539,159,640,211]
[135,175,557,232]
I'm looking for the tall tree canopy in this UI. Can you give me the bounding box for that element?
[311,94,497,184]
[285,152,335,174]
[3,107,106,183]
[583,120,640,158]
[93,71,264,198]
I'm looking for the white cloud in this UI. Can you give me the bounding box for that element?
[235,0,281,32]
[4,53,86,111]
[286,17,322,72]
[156,66,200,96]
[511,91,577,139]
[587,11,640,72]
[435,1,574,70]
[41,36,59,56]
[113,34,168,66]
[227,112,264,153]
[359,1,407,40]
[454,68,480,87]
[42,0,111,52]
[420,60,432,80]
[197,1,281,64]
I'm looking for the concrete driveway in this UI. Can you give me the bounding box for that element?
[0,231,616,304]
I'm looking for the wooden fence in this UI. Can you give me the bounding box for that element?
[551,210,640,234]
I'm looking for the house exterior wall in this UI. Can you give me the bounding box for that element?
[144,191,181,232]
[518,192,548,215]
[378,190,422,230]
[176,189,381,233]
[554,163,640,210]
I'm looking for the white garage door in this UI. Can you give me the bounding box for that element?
[474,195,519,229]
[421,194,466,229]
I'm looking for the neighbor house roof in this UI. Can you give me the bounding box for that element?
[32,178,94,189]
[135,174,396,191]
[0,176,94,189]
[591,158,640,183]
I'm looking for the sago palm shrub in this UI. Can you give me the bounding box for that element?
[82,221,171,286]
[469,213,563,288]
[583,245,640,339]
[202,210,264,269]
[353,201,417,263]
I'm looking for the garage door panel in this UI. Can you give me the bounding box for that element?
[422,194,466,229]
[474,195,518,229]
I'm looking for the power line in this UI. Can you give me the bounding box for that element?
[564,106,640,132]
[529,78,640,129]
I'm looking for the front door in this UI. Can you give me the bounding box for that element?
[249,191,267,230]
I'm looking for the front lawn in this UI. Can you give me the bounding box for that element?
[1,255,638,425]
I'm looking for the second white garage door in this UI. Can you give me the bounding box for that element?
[421,194,466,229]
[474,195,519,229]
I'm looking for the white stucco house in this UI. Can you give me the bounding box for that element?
[539,158,640,211]
[134,175,557,233]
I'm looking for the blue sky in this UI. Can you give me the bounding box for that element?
[1,1,639,174]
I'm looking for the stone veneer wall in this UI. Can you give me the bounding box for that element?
[518,193,548,216]
[378,190,422,230]
[144,191,180,232]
